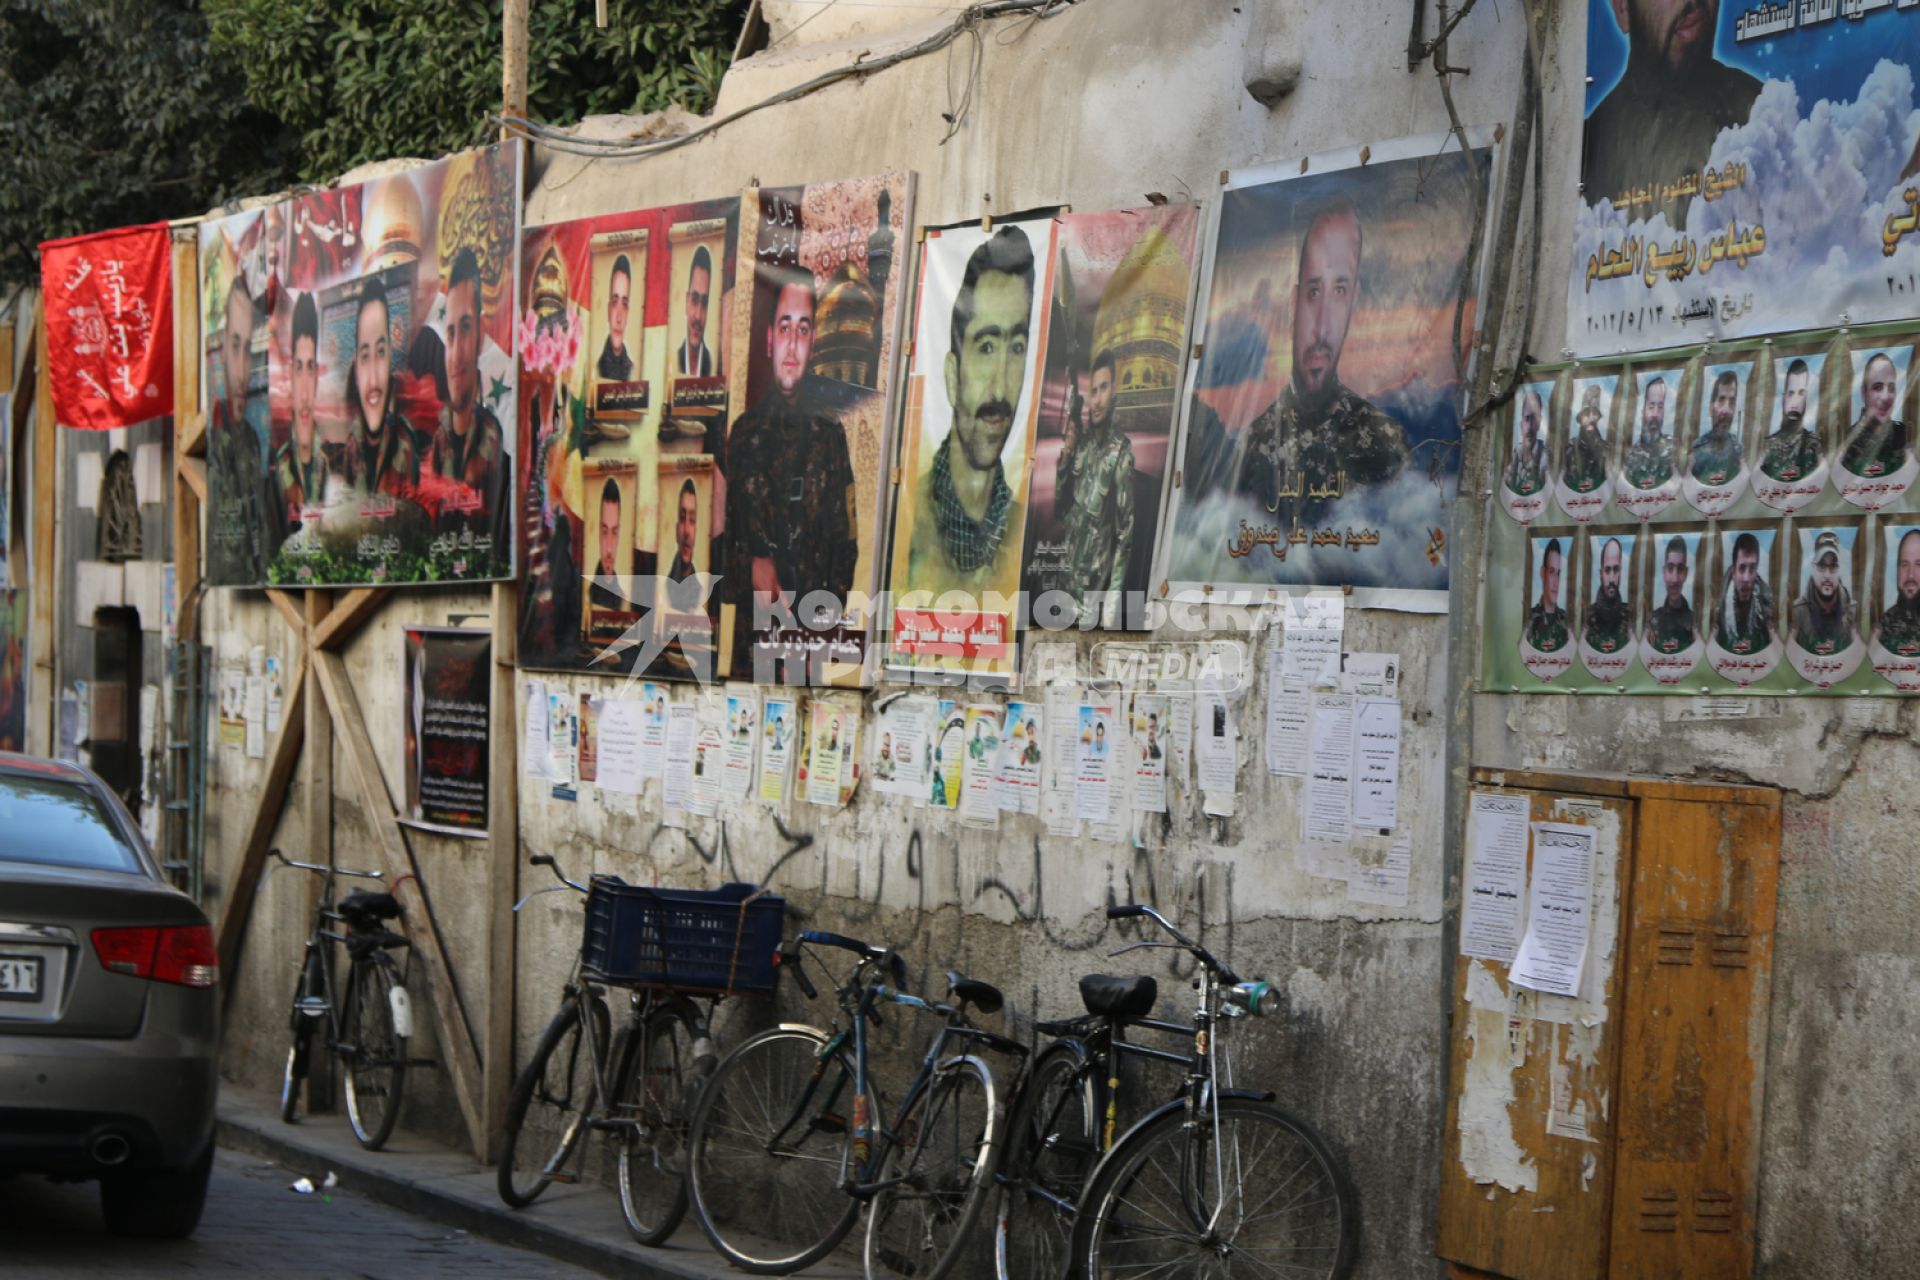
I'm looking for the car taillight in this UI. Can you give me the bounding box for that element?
[91,925,220,989]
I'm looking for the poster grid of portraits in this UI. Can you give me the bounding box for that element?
[1485,322,1920,693]
[200,142,523,587]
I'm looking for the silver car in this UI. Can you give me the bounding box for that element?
[0,753,219,1237]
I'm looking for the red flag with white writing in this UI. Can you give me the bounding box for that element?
[39,222,174,430]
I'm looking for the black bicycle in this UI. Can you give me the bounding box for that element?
[997,903,1357,1280]
[273,847,414,1151]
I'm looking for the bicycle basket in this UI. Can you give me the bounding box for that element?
[580,880,785,996]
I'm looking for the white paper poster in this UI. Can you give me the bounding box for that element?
[663,703,697,812]
[1282,593,1344,686]
[722,689,758,801]
[1130,693,1168,813]
[1074,702,1115,822]
[546,690,577,795]
[1348,837,1412,908]
[1509,822,1597,998]
[958,704,1002,829]
[759,696,798,805]
[597,699,645,794]
[1350,697,1401,832]
[806,699,854,808]
[264,656,284,735]
[521,679,549,780]
[1337,651,1400,697]
[1461,791,1530,963]
[1167,693,1193,787]
[1303,693,1354,843]
[687,696,724,817]
[996,700,1044,815]
[1265,664,1310,778]
[638,682,669,780]
[872,696,934,800]
[243,675,267,759]
[1196,681,1237,813]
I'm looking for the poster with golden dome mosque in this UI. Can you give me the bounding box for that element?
[1021,205,1202,629]
[199,140,523,588]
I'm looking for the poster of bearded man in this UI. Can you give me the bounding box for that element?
[1578,532,1639,684]
[1786,524,1866,688]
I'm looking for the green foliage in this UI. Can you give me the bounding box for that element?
[206,0,750,183]
[0,0,297,289]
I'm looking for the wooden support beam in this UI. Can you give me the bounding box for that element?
[482,581,520,1164]
[303,591,337,1110]
[30,299,56,757]
[172,231,204,650]
[178,454,206,502]
[266,589,307,640]
[213,651,308,995]
[311,588,391,652]
[314,648,487,1156]
[180,410,206,460]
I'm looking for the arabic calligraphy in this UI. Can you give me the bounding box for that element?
[1884,188,1920,257]
[1225,519,1382,560]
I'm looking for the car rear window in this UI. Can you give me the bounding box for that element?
[0,773,140,873]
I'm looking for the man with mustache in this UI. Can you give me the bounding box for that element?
[1761,359,1822,483]
[269,290,333,546]
[341,277,420,502]
[676,245,715,377]
[428,247,509,546]
[1838,352,1909,479]
[1876,528,1920,655]
[1647,535,1698,653]
[208,271,271,583]
[1624,376,1674,490]
[1504,388,1547,496]
[1585,537,1632,654]
[1582,0,1761,222]
[1689,369,1744,484]
[725,264,860,629]
[905,225,1036,592]
[1713,531,1775,653]
[1240,199,1407,525]
[598,253,634,382]
[1563,384,1610,493]
[1526,538,1570,653]
[1791,530,1857,655]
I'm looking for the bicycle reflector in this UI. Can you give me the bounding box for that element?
[91,925,220,989]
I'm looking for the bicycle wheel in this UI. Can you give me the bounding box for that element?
[498,994,609,1208]
[686,1025,864,1273]
[611,1002,694,1246]
[279,954,324,1124]
[1081,1096,1357,1280]
[865,1056,1000,1280]
[342,959,408,1151]
[995,1044,1095,1280]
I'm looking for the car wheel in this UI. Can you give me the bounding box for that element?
[100,1139,213,1238]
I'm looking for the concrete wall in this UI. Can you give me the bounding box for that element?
[196,2,1920,1275]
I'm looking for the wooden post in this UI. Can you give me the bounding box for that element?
[171,231,203,651]
[502,0,529,126]
[482,582,519,1163]
[30,300,56,757]
[303,590,336,1110]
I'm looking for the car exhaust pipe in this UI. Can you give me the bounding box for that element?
[90,1132,131,1167]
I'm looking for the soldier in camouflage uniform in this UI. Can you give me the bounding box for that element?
[426,248,510,557]
[1760,358,1822,483]
[1584,537,1632,653]
[1689,370,1744,485]
[1837,352,1910,479]
[208,277,270,584]
[1562,385,1610,493]
[726,266,861,633]
[1712,532,1775,653]
[269,291,333,548]
[1525,538,1570,653]
[1053,349,1135,626]
[1239,200,1407,525]
[1789,530,1856,655]
[340,278,420,503]
[1623,376,1674,490]
[1646,536,1697,653]
[1876,528,1920,655]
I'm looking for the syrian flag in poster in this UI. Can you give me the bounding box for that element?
[39,222,173,430]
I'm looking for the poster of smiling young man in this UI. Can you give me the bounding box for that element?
[1158,131,1499,610]
[201,141,523,588]
[1571,1,1920,353]
[886,214,1059,683]
[1834,341,1916,511]
[722,175,915,688]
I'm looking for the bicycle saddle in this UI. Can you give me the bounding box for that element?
[945,972,1004,1015]
[340,889,403,928]
[1079,974,1158,1020]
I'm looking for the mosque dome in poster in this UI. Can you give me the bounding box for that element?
[364,175,426,273]
[1092,226,1187,409]
[812,262,880,388]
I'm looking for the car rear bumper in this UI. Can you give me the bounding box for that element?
[0,997,218,1174]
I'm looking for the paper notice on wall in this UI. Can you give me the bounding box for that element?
[1265,666,1310,777]
[264,657,284,735]
[806,699,858,808]
[927,701,964,811]
[721,689,758,801]
[1167,693,1193,787]
[1348,837,1412,908]
[1547,1054,1598,1144]
[1282,594,1344,686]
[758,696,798,806]
[218,664,245,748]
[1461,791,1530,963]
[1350,697,1401,832]
[689,718,723,817]
[1074,702,1115,822]
[996,700,1043,815]
[522,680,549,781]
[243,676,267,759]
[958,704,1002,829]
[1509,822,1597,998]
[638,682,669,780]
[1303,693,1353,842]
[872,696,934,801]
[1337,651,1400,698]
[597,699,645,794]
[547,690,577,798]
[1196,681,1237,795]
[663,703,698,812]
[1130,693,1168,813]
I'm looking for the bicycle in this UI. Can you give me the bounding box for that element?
[1043,903,1356,1279]
[497,854,773,1247]
[273,846,414,1152]
[684,929,1027,1278]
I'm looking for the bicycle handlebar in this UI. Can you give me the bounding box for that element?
[528,852,588,894]
[270,847,383,881]
[1106,902,1241,985]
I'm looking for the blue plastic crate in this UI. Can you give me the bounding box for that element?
[580,880,785,996]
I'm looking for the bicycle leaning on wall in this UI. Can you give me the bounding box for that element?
[272,846,416,1152]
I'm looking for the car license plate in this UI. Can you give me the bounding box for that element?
[0,954,43,1000]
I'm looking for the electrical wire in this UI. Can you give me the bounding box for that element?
[492,0,1076,160]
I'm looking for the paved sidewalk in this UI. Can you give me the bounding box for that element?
[217,1085,864,1279]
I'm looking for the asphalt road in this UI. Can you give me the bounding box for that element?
[0,1147,597,1277]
